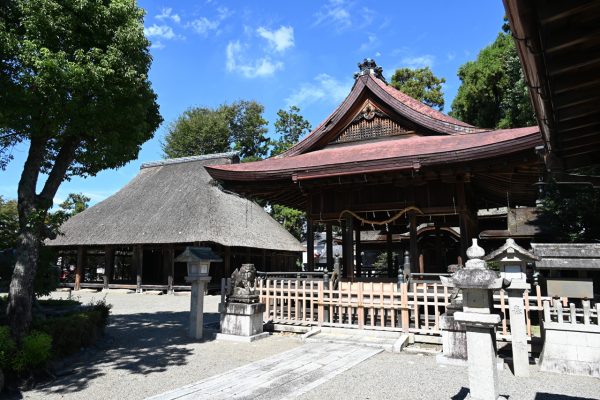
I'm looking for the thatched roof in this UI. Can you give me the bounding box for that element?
[47,153,304,252]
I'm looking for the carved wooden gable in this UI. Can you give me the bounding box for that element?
[334,99,412,143]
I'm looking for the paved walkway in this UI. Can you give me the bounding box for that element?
[147,343,382,400]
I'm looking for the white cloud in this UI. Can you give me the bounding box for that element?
[150,41,166,50]
[257,26,294,53]
[156,8,180,24]
[188,7,231,36]
[226,41,283,78]
[314,0,352,31]
[144,24,177,40]
[447,52,456,61]
[285,74,352,107]
[358,34,377,53]
[401,55,435,68]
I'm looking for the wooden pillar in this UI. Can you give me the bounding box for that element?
[409,213,418,274]
[163,245,174,293]
[133,244,143,292]
[456,179,470,261]
[434,223,443,272]
[355,226,362,278]
[261,249,266,270]
[386,230,393,278]
[75,246,86,291]
[223,246,231,278]
[344,214,354,279]
[307,218,315,272]
[103,246,114,290]
[326,223,333,270]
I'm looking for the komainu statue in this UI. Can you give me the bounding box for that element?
[228,263,259,303]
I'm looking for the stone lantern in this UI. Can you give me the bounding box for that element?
[175,246,222,340]
[441,239,509,400]
[484,238,539,377]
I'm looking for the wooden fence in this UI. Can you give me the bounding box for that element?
[253,278,565,339]
[543,298,600,326]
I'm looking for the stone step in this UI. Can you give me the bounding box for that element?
[303,327,409,353]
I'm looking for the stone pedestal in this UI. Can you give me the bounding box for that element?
[217,302,268,342]
[454,311,502,400]
[506,280,530,377]
[441,239,507,400]
[437,307,467,366]
[189,276,211,340]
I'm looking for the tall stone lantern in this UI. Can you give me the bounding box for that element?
[441,239,509,400]
[484,238,539,377]
[175,246,222,340]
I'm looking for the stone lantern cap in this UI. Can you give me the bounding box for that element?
[483,238,539,263]
[175,246,222,263]
[441,239,509,290]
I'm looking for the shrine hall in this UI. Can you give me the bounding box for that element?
[207,60,543,281]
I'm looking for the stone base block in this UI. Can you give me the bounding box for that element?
[216,332,270,343]
[437,354,504,370]
[219,302,266,337]
[540,322,600,378]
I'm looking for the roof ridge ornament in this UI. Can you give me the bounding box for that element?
[354,58,387,83]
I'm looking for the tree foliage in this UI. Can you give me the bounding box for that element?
[271,106,312,156]
[0,0,161,339]
[390,67,446,111]
[449,32,535,128]
[538,179,600,243]
[162,100,269,161]
[0,197,18,250]
[268,106,311,240]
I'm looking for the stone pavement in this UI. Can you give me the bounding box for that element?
[147,342,382,400]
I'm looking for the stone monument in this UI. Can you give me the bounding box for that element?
[484,238,538,377]
[441,239,509,400]
[437,263,467,366]
[217,263,268,342]
[175,246,222,340]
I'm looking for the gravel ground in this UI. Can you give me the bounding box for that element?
[14,290,300,400]
[11,290,600,400]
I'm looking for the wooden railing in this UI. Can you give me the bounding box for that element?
[253,278,562,339]
[543,298,600,326]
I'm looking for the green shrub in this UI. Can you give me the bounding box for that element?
[38,299,81,308]
[12,330,52,373]
[0,326,17,370]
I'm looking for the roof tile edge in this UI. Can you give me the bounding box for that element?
[140,151,240,169]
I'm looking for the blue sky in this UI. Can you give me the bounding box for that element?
[0,0,506,206]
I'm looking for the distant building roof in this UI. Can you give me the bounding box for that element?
[47,152,303,252]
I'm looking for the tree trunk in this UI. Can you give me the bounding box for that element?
[7,229,40,340]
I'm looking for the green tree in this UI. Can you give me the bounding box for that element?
[162,100,269,161]
[162,107,231,159]
[269,106,311,240]
[390,67,446,111]
[538,179,600,243]
[271,106,312,156]
[0,0,162,339]
[0,197,18,250]
[449,32,535,128]
[58,193,90,216]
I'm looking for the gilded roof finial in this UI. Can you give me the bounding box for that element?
[354,58,386,83]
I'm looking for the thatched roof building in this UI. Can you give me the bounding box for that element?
[48,152,302,251]
[48,152,303,292]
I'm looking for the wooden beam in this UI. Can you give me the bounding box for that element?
[386,230,393,278]
[223,246,231,278]
[343,214,354,279]
[409,213,418,274]
[326,223,333,270]
[307,218,315,272]
[104,246,114,290]
[133,245,143,292]
[75,246,86,291]
[162,244,174,293]
[355,226,362,278]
